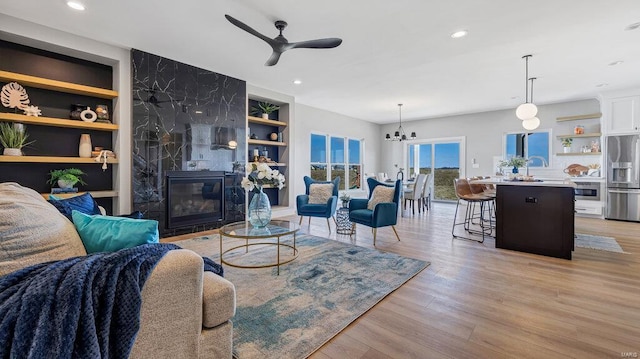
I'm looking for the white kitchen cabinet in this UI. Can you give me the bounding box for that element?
[603,94,640,135]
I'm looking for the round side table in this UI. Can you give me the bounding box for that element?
[336,207,354,235]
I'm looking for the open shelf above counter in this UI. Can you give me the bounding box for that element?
[556,112,602,122]
[248,139,287,147]
[556,132,602,139]
[556,152,602,156]
[0,70,118,99]
[247,116,287,127]
[0,155,119,164]
[0,112,118,131]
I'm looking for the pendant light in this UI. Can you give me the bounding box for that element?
[385,104,416,141]
[522,77,540,130]
[515,55,538,120]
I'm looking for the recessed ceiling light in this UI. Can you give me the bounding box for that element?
[194,110,203,114]
[625,22,640,31]
[67,1,85,10]
[450,30,468,39]
[608,60,624,66]
[596,83,609,88]
[293,79,302,85]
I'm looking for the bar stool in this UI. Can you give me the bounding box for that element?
[451,178,493,243]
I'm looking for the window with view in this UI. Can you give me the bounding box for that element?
[505,131,550,167]
[310,133,362,190]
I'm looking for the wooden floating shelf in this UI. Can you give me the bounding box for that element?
[0,112,118,131]
[247,116,287,127]
[247,162,287,167]
[40,190,118,199]
[0,70,118,99]
[556,112,602,122]
[261,185,287,189]
[0,155,119,164]
[248,139,287,146]
[556,152,602,156]
[556,132,602,139]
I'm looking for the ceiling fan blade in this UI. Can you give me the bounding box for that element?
[225,15,274,45]
[291,38,342,49]
[265,51,282,66]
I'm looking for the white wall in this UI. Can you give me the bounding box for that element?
[1,14,132,214]
[294,103,381,200]
[380,99,601,179]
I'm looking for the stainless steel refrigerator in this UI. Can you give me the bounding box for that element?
[606,134,640,221]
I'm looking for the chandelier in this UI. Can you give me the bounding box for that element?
[385,104,416,141]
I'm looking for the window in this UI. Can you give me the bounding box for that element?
[505,130,550,167]
[310,133,362,190]
[407,141,460,201]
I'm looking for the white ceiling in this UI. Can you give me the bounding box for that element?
[1,0,640,124]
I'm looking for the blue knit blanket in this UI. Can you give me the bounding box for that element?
[0,243,223,359]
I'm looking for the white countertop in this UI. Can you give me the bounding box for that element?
[473,178,577,188]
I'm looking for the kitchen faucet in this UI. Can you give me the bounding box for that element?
[526,156,549,176]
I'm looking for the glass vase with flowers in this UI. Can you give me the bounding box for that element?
[241,163,286,228]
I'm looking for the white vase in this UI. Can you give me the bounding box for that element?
[79,134,92,158]
[57,179,74,189]
[3,148,22,156]
[563,146,571,153]
[261,113,269,119]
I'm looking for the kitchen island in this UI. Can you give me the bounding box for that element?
[477,178,576,259]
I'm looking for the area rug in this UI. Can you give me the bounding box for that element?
[172,234,429,359]
[575,233,625,253]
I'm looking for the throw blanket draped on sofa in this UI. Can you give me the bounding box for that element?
[0,243,223,359]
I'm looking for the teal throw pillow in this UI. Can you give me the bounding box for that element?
[71,210,159,253]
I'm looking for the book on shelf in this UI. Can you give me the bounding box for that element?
[51,187,79,194]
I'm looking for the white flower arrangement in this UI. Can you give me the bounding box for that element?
[241,163,285,192]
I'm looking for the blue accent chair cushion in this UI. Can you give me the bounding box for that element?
[71,210,159,253]
[348,178,401,229]
[296,176,340,219]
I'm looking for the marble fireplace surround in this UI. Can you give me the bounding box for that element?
[131,49,247,237]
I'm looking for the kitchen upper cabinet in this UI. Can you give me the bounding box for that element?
[603,94,640,135]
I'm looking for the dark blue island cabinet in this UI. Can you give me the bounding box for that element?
[496,184,575,259]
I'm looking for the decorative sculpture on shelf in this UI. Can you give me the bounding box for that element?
[1,82,30,109]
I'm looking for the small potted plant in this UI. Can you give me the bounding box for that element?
[47,168,87,189]
[339,193,351,208]
[561,138,573,153]
[500,157,528,174]
[0,122,34,156]
[251,102,279,119]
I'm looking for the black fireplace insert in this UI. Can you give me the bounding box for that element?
[166,171,225,229]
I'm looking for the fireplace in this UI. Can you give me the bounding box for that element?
[166,171,225,229]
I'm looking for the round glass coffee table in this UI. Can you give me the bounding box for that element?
[219,220,300,275]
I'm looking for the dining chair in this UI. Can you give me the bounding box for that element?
[403,173,427,215]
[421,173,433,211]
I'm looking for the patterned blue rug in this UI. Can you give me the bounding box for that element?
[174,234,429,359]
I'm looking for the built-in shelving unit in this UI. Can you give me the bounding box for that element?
[556,152,602,156]
[0,112,118,131]
[248,162,287,167]
[40,190,118,199]
[248,139,287,147]
[556,132,602,139]
[0,155,118,164]
[0,70,118,99]
[556,112,602,122]
[247,116,287,127]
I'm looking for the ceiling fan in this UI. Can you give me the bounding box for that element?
[225,14,343,66]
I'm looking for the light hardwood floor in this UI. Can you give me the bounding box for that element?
[166,202,640,358]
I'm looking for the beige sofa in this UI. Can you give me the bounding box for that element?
[0,182,235,359]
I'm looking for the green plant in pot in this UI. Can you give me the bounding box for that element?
[0,122,34,156]
[250,102,279,119]
[47,168,87,189]
[561,138,573,153]
[339,193,351,208]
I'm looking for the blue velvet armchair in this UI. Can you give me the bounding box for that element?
[348,178,401,246]
[296,176,340,232]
